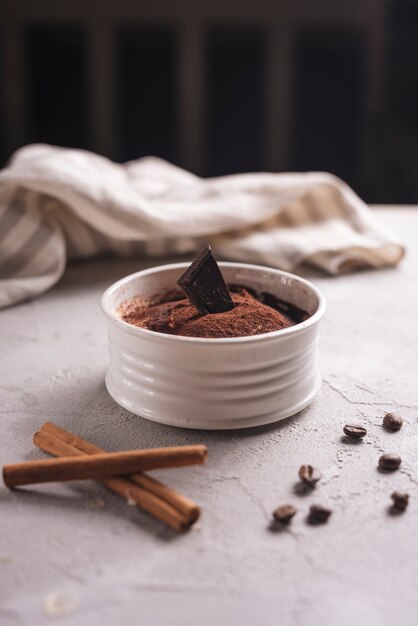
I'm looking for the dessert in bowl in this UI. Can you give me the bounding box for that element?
[118,284,308,338]
[101,253,325,429]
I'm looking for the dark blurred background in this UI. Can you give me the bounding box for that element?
[1,0,418,203]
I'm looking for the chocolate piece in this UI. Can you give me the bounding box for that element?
[259,291,310,325]
[229,284,310,324]
[177,246,235,314]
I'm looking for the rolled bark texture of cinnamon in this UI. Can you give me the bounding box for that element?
[2,422,206,532]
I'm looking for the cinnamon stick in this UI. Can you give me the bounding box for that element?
[3,444,207,488]
[35,429,191,530]
[34,423,199,527]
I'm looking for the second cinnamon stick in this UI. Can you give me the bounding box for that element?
[35,423,200,521]
[33,424,200,530]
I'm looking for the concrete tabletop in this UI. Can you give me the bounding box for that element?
[1,208,417,626]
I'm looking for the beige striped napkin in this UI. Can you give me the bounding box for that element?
[0,144,404,308]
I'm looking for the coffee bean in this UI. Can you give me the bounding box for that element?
[391,491,409,511]
[343,424,367,439]
[378,453,402,471]
[298,465,321,487]
[308,504,332,524]
[273,504,297,524]
[383,412,403,432]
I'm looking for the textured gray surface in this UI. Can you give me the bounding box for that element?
[1,208,417,626]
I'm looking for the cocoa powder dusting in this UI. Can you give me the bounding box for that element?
[118,287,307,338]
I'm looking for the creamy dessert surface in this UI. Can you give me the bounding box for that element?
[118,286,308,338]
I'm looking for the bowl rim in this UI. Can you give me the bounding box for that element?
[101,261,326,344]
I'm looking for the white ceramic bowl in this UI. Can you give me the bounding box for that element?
[101,262,325,430]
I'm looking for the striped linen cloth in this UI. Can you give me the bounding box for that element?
[0,144,405,309]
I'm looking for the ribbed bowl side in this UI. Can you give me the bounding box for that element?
[105,319,321,430]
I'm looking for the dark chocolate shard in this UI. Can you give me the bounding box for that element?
[259,292,310,324]
[177,245,236,314]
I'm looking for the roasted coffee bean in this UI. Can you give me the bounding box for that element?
[378,453,402,471]
[308,504,332,524]
[273,504,297,524]
[391,491,409,511]
[343,424,367,439]
[298,465,321,487]
[383,412,403,432]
